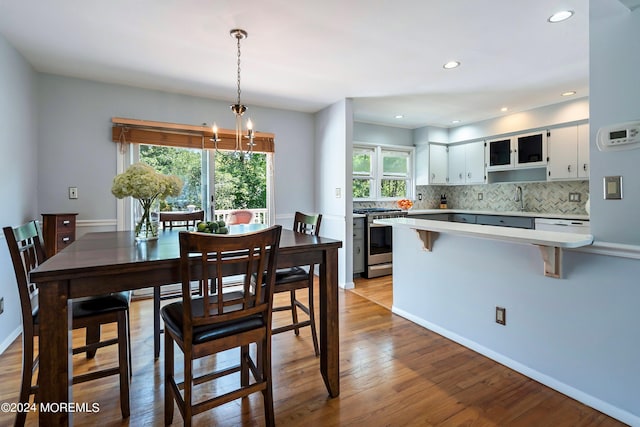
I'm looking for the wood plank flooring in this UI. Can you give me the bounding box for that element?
[0,279,627,426]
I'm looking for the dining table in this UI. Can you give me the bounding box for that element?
[29,225,342,425]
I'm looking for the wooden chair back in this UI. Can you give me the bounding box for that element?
[226,210,254,225]
[160,210,205,229]
[3,221,46,334]
[178,225,282,333]
[293,211,322,236]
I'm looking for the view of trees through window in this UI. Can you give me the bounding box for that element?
[352,146,411,199]
[139,145,266,212]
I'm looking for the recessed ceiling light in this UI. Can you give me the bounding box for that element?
[452,120,461,124]
[548,10,574,23]
[562,91,577,97]
[443,61,461,69]
[501,107,508,112]
[395,115,404,119]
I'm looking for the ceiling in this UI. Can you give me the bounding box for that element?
[0,0,590,129]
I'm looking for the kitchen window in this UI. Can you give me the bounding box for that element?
[353,144,414,201]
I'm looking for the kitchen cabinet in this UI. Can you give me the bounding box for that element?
[487,131,547,171]
[429,143,448,184]
[353,217,365,274]
[42,213,77,258]
[450,213,476,224]
[577,123,589,179]
[448,141,485,185]
[415,142,429,185]
[476,215,534,229]
[547,124,589,180]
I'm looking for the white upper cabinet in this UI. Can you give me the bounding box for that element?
[415,142,430,186]
[429,144,448,184]
[448,141,485,185]
[448,144,466,185]
[465,141,486,184]
[547,124,589,180]
[577,123,590,179]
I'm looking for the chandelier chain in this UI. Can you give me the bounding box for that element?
[236,35,242,107]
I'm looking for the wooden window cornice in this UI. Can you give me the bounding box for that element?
[111,117,275,153]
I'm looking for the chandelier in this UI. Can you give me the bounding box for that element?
[211,28,256,158]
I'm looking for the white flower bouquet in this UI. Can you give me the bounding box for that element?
[112,163,183,240]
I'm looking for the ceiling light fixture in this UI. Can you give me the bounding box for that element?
[548,10,574,23]
[211,28,255,158]
[395,115,404,119]
[452,120,461,124]
[501,107,509,112]
[561,91,577,97]
[443,61,461,69]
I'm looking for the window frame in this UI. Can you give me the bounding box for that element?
[352,142,415,201]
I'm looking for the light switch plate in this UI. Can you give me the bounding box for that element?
[603,176,622,200]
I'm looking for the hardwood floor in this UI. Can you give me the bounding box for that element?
[0,280,626,426]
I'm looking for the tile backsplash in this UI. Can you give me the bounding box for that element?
[355,180,590,216]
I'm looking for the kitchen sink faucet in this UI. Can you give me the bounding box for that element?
[514,185,524,211]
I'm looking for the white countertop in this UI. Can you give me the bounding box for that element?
[406,209,589,221]
[374,217,594,248]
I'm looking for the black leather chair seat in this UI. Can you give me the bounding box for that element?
[33,291,131,323]
[274,267,308,285]
[161,292,265,345]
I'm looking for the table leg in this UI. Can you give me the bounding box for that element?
[154,286,161,359]
[38,280,73,425]
[319,246,340,397]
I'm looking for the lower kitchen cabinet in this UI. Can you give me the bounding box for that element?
[353,217,365,274]
[476,215,534,229]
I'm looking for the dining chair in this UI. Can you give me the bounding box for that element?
[162,225,282,426]
[3,221,131,426]
[226,209,254,225]
[159,210,205,230]
[154,210,206,358]
[272,212,321,356]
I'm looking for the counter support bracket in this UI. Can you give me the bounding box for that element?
[414,228,565,279]
[537,245,562,279]
[415,230,434,251]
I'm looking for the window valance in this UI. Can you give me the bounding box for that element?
[111,117,275,153]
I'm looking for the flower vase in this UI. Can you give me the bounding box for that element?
[135,199,159,241]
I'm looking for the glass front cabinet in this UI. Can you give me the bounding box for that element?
[486,131,547,171]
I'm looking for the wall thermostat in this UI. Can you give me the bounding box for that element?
[596,120,640,151]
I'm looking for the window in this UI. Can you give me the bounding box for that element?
[136,144,269,224]
[353,144,414,200]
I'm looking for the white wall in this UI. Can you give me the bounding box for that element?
[448,97,590,143]
[392,226,640,425]
[315,99,351,288]
[353,121,413,146]
[589,0,640,244]
[0,34,39,352]
[36,74,316,225]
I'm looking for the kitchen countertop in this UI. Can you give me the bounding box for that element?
[406,209,589,221]
[374,217,593,248]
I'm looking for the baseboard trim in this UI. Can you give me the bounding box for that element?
[391,306,640,427]
[0,326,21,355]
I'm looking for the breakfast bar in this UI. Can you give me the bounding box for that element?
[374,217,594,278]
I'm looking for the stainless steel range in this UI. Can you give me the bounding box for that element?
[353,208,408,278]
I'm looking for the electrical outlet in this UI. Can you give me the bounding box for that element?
[496,306,506,325]
[0,297,4,315]
[418,193,423,201]
[478,192,483,201]
[69,187,78,199]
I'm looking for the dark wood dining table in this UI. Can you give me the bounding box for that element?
[30,225,342,425]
